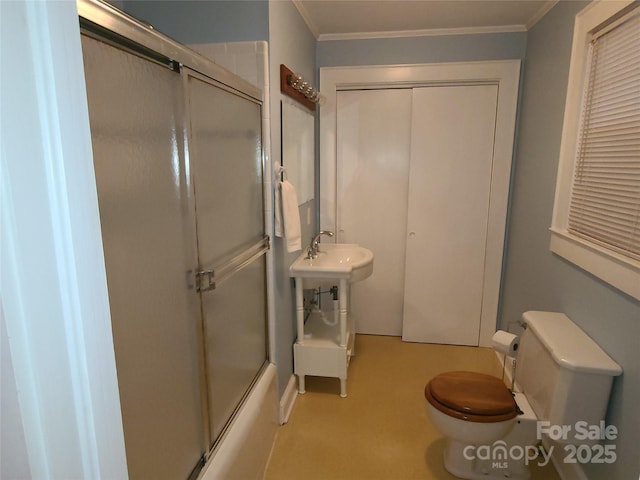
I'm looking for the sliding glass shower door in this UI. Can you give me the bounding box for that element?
[186,72,268,444]
[81,16,269,478]
[81,35,205,479]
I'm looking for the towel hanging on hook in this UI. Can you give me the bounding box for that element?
[274,163,302,252]
[273,161,288,184]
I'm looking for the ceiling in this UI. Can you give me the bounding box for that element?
[293,0,558,40]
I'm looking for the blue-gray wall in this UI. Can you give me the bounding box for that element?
[122,0,269,43]
[500,2,640,479]
[268,0,317,399]
[317,31,527,67]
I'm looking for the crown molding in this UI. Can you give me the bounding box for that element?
[291,0,319,39]
[292,0,559,42]
[526,0,560,29]
[318,24,527,42]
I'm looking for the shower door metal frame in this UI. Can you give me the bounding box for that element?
[78,0,270,474]
[181,65,270,449]
[78,0,262,104]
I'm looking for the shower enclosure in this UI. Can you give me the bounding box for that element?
[79,1,268,478]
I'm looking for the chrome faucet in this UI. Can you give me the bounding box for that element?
[307,230,334,259]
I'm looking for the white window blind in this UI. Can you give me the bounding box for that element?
[568,7,640,261]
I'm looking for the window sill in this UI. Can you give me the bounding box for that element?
[549,228,640,300]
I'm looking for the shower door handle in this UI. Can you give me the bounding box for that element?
[195,269,215,292]
[194,235,270,293]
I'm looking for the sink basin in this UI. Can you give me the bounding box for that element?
[289,243,374,284]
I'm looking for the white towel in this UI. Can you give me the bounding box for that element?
[275,180,302,253]
[275,183,284,238]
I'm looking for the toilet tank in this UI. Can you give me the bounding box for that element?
[515,311,622,442]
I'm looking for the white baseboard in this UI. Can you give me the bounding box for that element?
[495,351,517,388]
[279,374,298,424]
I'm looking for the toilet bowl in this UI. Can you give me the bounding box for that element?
[423,311,623,480]
[425,371,518,444]
[424,371,534,479]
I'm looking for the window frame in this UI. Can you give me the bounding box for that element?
[550,0,640,300]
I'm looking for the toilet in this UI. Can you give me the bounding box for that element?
[424,311,622,480]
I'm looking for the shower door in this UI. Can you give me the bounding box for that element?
[81,2,270,475]
[185,71,268,445]
[81,35,205,479]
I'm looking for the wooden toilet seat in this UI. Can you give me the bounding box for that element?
[425,371,518,423]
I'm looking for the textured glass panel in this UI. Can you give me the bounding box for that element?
[81,35,204,479]
[186,74,267,445]
[202,256,268,442]
[188,76,264,266]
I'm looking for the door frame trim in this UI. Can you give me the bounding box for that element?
[319,61,521,346]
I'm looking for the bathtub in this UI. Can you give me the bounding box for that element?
[198,363,278,480]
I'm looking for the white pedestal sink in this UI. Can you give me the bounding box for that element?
[289,243,374,397]
[290,243,374,285]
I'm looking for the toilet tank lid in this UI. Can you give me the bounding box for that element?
[522,311,622,376]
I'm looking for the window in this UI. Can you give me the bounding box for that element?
[551,1,640,300]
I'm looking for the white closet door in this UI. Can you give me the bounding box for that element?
[336,89,412,335]
[402,85,498,345]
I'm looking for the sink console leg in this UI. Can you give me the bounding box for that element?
[339,279,347,347]
[340,378,347,398]
[298,374,306,394]
[295,279,305,345]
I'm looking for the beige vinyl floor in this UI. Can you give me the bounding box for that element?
[264,335,560,480]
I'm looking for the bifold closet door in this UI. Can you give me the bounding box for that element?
[336,89,412,335]
[402,85,498,346]
[186,73,268,444]
[82,35,205,479]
